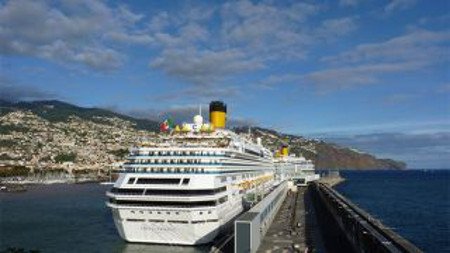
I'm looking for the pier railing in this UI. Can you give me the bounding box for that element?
[310,182,423,253]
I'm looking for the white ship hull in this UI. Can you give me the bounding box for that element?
[106,168,273,245]
[108,200,243,245]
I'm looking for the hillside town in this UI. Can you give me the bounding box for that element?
[0,110,153,180]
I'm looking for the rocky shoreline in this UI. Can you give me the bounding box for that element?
[0,174,109,192]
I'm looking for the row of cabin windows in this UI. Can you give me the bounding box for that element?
[129,210,212,215]
[131,151,225,156]
[125,219,219,224]
[110,196,228,207]
[111,186,227,196]
[127,178,189,185]
[128,159,220,165]
[125,167,207,174]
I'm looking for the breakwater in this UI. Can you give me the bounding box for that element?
[309,182,423,253]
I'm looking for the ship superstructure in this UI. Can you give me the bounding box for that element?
[274,145,319,186]
[106,101,275,245]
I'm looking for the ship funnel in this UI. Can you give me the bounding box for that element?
[281,145,289,156]
[209,101,227,129]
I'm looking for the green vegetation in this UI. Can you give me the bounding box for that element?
[108,148,129,158]
[0,106,15,117]
[39,156,52,162]
[0,165,30,177]
[54,152,76,163]
[72,169,95,175]
[0,124,28,134]
[0,139,15,147]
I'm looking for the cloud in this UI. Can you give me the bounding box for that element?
[116,5,144,24]
[384,0,417,13]
[0,0,149,70]
[153,85,241,104]
[324,132,450,168]
[105,32,153,45]
[263,29,450,91]
[220,1,320,56]
[437,83,450,94]
[125,106,196,123]
[145,0,359,96]
[315,17,358,40]
[259,73,304,88]
[310,29,450,91]
[260,61,426,91]
[307,119,450,136]
[382,93,419,105]
[322,29,450,65]
[339,0,360,7]
[1,0,361,90]
[306,61,427,91]
[0,75,55,101]
[150,48,263,85]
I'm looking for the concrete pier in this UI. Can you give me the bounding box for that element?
[257,188,309,253]
[228,175,422,253]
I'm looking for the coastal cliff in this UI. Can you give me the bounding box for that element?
[0,100,405,179]
[234,127,406,170]
[314,142,406,170]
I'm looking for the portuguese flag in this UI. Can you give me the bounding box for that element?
[160,118,175,132]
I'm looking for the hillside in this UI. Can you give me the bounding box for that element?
[0,100,160,177]
[0,100,405,178]
[234,127,406,170]
[314,142,405,170]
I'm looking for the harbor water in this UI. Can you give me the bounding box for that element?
[1,170,448,253]
[0,183,209,253]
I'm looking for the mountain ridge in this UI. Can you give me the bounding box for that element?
[0,99,159,131]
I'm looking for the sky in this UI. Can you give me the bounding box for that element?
[0,0,449,168]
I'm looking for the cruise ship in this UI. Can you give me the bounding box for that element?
[274,145,319,186]
[106,101,276,245]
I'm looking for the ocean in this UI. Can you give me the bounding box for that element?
[0,170,448,252]
[335,170,449,253]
